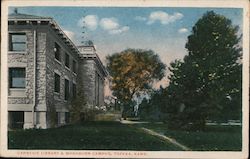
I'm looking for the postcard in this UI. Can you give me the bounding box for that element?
[1,0,249,158]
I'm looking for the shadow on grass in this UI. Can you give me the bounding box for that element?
[134,122,242,151]
[8,121,182,151]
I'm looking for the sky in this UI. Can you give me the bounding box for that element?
[9,7,243,89]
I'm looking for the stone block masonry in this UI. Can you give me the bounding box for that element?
[8,12,107,129]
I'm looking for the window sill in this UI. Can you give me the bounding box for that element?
[8,51,27,54]
[65,66,71,71]
[9,88,26,90]
[54,92,60,95]
[8,95,26,98]
[55,59,62,65]
[9,88,26,97]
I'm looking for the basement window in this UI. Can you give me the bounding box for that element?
[65,112,70,123]
[9,111,24,129]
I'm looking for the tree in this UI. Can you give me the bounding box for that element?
[106,49,166,116]
[138,87,167,121]
[70,81,87,123]
[165,11,242,130]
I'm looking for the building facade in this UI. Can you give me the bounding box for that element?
[78,45,108,108]
[7,12,107,129]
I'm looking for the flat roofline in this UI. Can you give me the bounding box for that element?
[8,18,52,21]
[8,18,81,58]
[79,53,108,77]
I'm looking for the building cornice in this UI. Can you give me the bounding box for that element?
[8,13,108,77]
[79,53,108,77]
[8,17,81,59]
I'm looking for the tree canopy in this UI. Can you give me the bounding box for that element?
[165,11,242,130]
[106,49,166,114]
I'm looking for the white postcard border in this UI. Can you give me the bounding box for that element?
[1,0,249,158]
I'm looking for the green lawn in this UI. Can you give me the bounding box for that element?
[8,121,181,150]
[136,123,242,151]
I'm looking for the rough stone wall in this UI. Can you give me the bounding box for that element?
[99,75,105,106]
[36,29,47,111]
[8,26,35,105]
[45,27,78,127]
[8,26,48,108]
[8,25,49,129]
[94,62,105,107]
[78,58,106,107]
[8,24,106,128]
[78,59,96,107]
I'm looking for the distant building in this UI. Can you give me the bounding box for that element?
[78,45,108,108]
[7,11,107,129]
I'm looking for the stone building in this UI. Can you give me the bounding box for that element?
[7,12,107,129]
[78,45,108,108]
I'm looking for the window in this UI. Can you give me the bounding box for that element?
[54,73,60,93]
[56,112,60,125]
[9,68,26,88]
[9,111,24,129]
[9,33,26,52]
[65,112,70,123]
[95,72,100,106]
[72,82,76,98]
[65,53,70,68]
[73,60,77,73]
[64,79,69,100]
[54,42,61,61]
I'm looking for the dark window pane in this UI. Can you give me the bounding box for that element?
[55,43,61,61]
[9,111,24,129]
[56,112,60,125]
[64,79,69,100]
[72,83,76,98]
[9,68,26,88]
[65,112,70,123]
[73,60,77,73]
[54,73,60,93]
[9,33,26,51]
[65,53,70,68]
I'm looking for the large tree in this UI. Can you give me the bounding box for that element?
[106,49,166,116]
[165,11,242,130]
[138,86,168,121]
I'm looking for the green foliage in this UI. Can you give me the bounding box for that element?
[70,81,104,122]
[106,48,166,115]
[138,87,167,121]
[70,81,87,123]
[165,11,242,130]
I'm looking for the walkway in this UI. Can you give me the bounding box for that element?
[120,119,149,124]
[140,127,191,151]
[120,120,191,151]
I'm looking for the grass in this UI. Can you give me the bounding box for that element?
[135,123,242,151]
[8,121,181,150]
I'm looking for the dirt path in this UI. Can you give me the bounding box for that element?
[120,120,191,151]
[120,119,149,124]
[140,127,191,151]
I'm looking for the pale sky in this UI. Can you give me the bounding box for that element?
[9,7,243,92]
